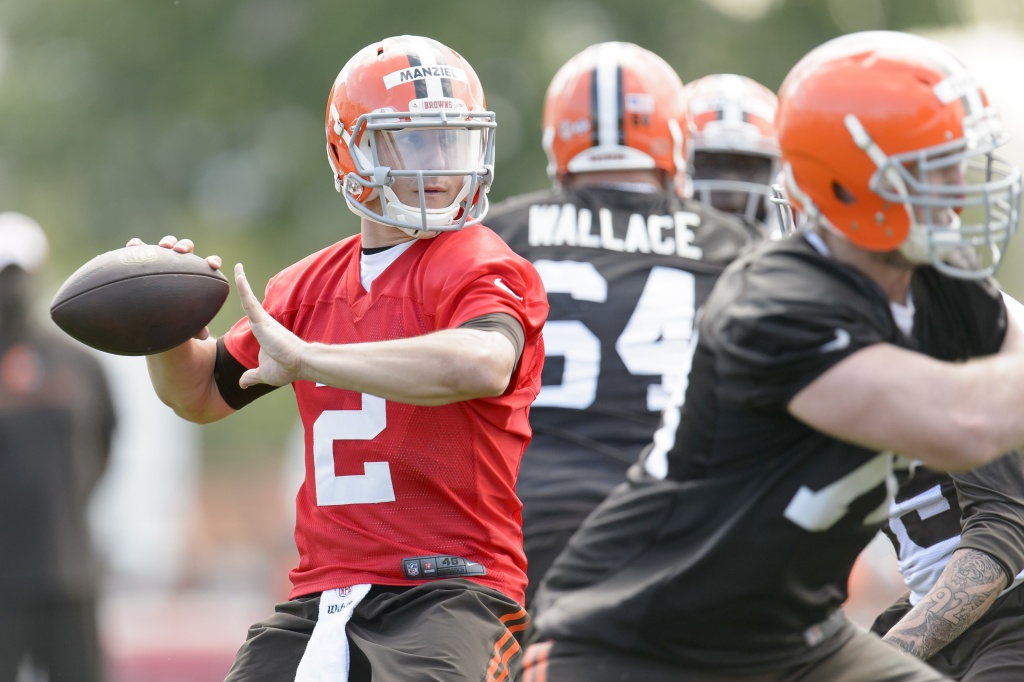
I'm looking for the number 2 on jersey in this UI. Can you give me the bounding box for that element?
[312,394,394,506]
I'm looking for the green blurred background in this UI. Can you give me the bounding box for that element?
[9,0,1024,677]
[5,0,1023,466]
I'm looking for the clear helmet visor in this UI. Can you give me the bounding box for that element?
[343,109,496,234]
[373,127,487,172]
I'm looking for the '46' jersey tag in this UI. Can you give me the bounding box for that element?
[402,555,486,580]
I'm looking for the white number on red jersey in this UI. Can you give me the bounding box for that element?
[312,394,394,506]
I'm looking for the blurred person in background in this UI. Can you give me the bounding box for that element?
[870,444,1024,679]
[485,41,757,610]
[132,35,547,682]
[0,212,116,682]
[843,531,907,629]
[524,30,1024,681]
[682,72,782,238]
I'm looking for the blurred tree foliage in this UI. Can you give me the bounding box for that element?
[0,0,965,460]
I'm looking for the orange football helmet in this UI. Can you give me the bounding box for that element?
[684,74,780,233]
[542,42,686,187]
[777,31,1021,279]
[325,35,496,236]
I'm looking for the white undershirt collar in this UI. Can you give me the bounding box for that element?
[890,292,915,337]
[359,240,416,291]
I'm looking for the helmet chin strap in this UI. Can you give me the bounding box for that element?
[379,177,473,231]
[396,227,440,240]
[341,169,489,233]
[898,208,962,265]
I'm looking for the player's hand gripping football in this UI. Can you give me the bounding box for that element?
[126,235,223,341]
[233,263,305,388]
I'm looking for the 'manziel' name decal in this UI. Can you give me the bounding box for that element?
[384,66,468,90]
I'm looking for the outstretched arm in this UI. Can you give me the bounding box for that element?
[788,341,1024,472]
[882,548,1007,660]
[233,263,518,406]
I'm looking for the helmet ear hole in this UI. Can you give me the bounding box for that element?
[832,182,857,205]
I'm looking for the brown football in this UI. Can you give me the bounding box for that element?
[50,244,229,356]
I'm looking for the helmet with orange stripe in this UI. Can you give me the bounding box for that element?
[684,74,780,233]
[541,41,687,189]
[325,35,497,237]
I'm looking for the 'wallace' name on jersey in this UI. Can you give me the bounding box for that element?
[527,202,704,260]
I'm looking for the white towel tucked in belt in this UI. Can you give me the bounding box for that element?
[294,584,371,682]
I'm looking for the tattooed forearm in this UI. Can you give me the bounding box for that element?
[882,549,1007,661]
[884,635,920,657]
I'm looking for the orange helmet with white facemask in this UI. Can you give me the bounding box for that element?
[684,74,780,234]
[325,35,497,237]
[777,31,1021,279]
[542,42,687,187]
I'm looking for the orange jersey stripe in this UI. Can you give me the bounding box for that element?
[486,608,529,682]
[523,641,552,682]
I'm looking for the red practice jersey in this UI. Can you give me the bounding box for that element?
[223,225,547,604]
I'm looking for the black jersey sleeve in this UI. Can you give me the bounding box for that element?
[214,336,279,410]
[911,267,1006,360]
[707,242,894,411]
[952,451,1024,581]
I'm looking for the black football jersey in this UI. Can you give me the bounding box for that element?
[533,234,1008,670]
[881,266,1024,607]
[872,454,1024,680]
[485,185,754,535]
[882,453,1024,610]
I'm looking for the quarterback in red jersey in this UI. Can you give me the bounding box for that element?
[134,35,546,682]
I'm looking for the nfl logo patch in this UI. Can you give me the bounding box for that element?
[407,562,420,577]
